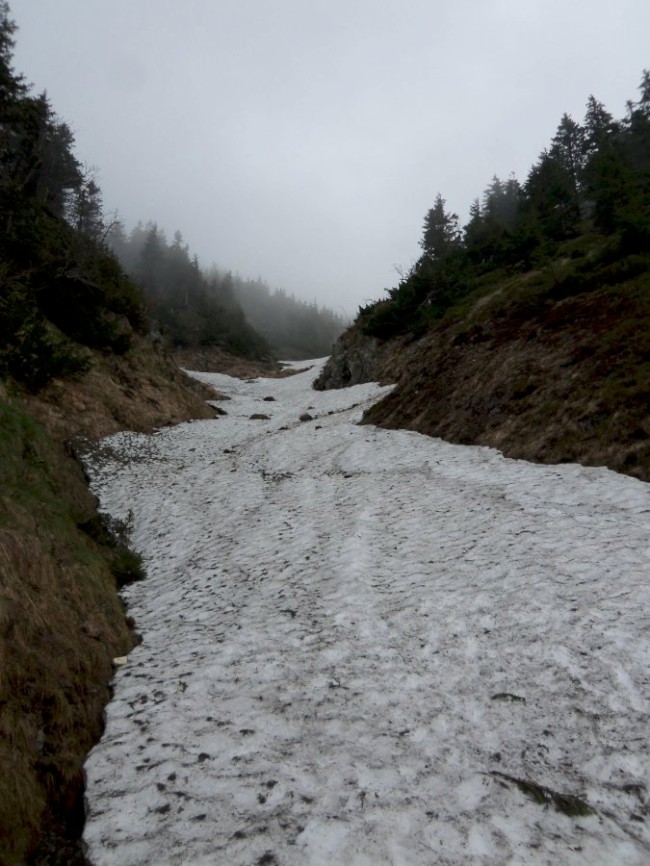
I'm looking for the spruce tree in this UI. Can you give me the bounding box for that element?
[420,194,461,260]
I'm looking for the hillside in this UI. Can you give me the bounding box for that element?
[227,273,347,359]
[316,241,650,481]
[107,224,346,363]
[316,74,650,483]
[106,223,273,363]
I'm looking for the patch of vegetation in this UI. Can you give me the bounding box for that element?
[78,511,146,587]
[0,266,92,391]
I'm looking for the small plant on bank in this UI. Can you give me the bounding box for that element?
[78,510,146,587]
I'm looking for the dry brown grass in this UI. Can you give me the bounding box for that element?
[24,335,217,442]
[0,481,133,864]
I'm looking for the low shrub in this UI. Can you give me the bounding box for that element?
[78,511,146,587]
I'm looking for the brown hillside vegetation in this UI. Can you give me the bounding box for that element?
[0,340,217,866]
[25,336,217,442]
[316,257,650,482]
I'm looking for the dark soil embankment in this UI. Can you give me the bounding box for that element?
[316,263,650,482]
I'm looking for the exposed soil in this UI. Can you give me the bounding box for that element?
[24,337,218,442]
[318,279,650,482]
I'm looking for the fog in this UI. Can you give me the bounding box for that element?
[11,0,650,314]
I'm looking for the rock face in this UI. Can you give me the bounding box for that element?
[313,329,396,389]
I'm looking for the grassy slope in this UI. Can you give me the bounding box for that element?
[0,342,217,866]
[355,241,650,481]
[0,392,132,865]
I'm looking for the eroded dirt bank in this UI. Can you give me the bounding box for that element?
[316,281,650,482]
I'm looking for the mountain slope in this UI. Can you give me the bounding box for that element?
[317,70,650,481]
[316,245,650,482]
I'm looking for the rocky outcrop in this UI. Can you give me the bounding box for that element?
[313,327,399,389]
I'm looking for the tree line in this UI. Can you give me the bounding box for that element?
[106,222,270,359]
[225,273,346,359]
[361,72,650,338]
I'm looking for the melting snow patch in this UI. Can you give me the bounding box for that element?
[83,359,650,865]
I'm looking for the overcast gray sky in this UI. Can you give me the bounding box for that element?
[11,0,650,314]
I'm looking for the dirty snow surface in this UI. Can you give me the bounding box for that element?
[83,359,650,866]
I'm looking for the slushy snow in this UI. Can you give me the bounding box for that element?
[82,359,650,865]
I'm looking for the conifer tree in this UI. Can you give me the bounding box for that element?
[420,194,461,260]
[583,95,617,157]
[551,113,585,206]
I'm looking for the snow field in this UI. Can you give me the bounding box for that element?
[83,360,650,865]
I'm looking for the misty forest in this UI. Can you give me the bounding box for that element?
[2,0,650,864]
[106,222,347,360]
